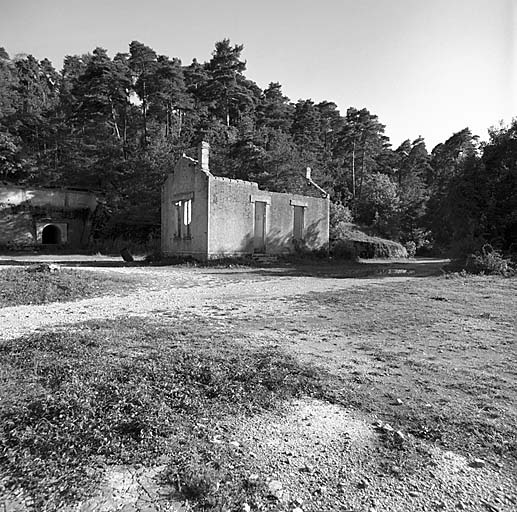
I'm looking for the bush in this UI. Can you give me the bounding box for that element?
[329,203,353,241]
[330,224,408,260]
[405,241,417,258]
[465,245,514,276]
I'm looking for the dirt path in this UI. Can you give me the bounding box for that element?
[0,265,412,342]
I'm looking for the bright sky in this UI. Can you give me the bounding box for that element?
[1,0,515,150]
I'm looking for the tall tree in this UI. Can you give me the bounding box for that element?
[129,41,157,147]
[256,82,293,132]
[205,39,255,127]
[147,55,191,138]
[335,107,389,202]
[427,128,479,247]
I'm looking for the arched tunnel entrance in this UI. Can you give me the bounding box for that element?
[41,224,62,244]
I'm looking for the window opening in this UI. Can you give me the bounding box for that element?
[174,199,192,239]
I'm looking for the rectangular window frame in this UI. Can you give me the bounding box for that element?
[173,198,192,240]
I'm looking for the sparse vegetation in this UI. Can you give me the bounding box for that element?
[0,320,330,509]
[0,266,138,307]
[465,246,514,276]
[0,264,515,510]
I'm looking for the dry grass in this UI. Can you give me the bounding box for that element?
[0,267,139,307]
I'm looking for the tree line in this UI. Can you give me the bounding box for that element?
[0,40,515,254]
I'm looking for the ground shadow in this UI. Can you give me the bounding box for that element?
[204,257,449,280]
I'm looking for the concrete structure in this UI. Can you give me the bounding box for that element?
[0,185,98,249]
[161,142,329,260]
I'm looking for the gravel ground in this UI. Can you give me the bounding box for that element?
[1,262,515,512]
[0,265,411,343]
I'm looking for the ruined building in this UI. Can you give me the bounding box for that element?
[161,142,329,260]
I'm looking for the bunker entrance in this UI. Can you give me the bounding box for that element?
[42,224,62,244]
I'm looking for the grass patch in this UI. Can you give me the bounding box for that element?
[0,319,331,509]
[0,266,138,307]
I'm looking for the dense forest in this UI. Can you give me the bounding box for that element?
[0,39,515,255]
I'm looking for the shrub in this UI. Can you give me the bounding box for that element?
[329,202,353,241]
[465,245,514,276]
[330,225,408,260]
[405,241,417,258]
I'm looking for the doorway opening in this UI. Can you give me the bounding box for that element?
[42,224,62,244]
[253,201,267,253]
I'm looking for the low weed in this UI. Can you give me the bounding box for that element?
[0,267,137,307]
[0,320,331,509]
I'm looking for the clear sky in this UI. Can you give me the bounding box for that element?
[1,0,514,150]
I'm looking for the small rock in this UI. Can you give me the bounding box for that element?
[357,479,367,489]
[395,430,405,442]
[383,423,395,433]
[395,398,403,405]
[268,479,283,499]
[293,497,304,506]
[229,441,240,448]
[470,458,486,468]
[293,508,303,512]
[300,463,314,473]
[248,474,259,485]
[408,491,420,497]
[243,503,251,512]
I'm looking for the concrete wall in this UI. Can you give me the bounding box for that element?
[0,211,92,248]
[206,176,329,258]
[208,177,259,257]
[0,186,97,248]
[266,191,329,254]
[0,186,97,211]
[161,158,209,258]
[0,211,34,245]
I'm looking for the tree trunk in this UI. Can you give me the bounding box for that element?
[165,103,170,138]
[351,138,356,199]
[123,108,128,160]
[177,110,183,138]
[142,81,147,148]
[110,98,121,139]
[359,146,366,199]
